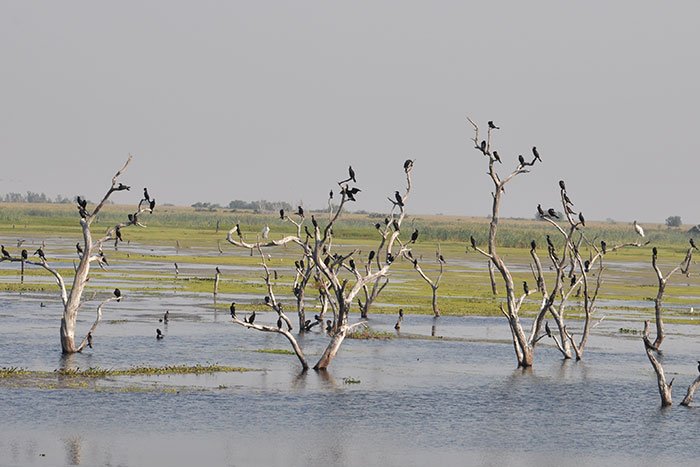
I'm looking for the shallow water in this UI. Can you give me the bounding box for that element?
[1,290,700,467]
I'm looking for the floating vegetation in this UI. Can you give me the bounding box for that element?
[343,377,361,384]
[54,364,251,377]
[619,327,640,335]
[255,348,295,355]
[0,367,30,378]
[347,327,394,340]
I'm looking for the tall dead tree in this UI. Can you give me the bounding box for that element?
[226,162,414,370]
[404,246,444,317]
[0,156,154,353]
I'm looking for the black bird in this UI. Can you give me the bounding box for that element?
[114,288,121,299]
[545,322,552,338]
[570,274,577,287]
[368,250,376,262]
[163,311,169,323]
[559,180,566,191]
[311,215,318,229]
[264,296,271,304]
[518,155,526,167]
[345,188,357,202]
[326,320,333,333]
[537,204,545,218]
[347,187,361,195]
[530,240,536,251]
[21,249,27,260]
[578,212,585,227]
[116,183,130,191]
[280,209,285,220]
[404,159,414,171]
[523,281,530,295]
[532,146,541,162]
[76,196,87,209]
[563,193,574,206]
[488,120,500,130]
[471,236,477,249]
[386,253,394,264]
[374,223,381,230]
[115,226,123,242]
[492,151,502,163]
[277,316,283,329]
[78,206,88,219]
[349,259,356,270]
[546,235,554,249]
[409,229,418,243]
[329,190,333,199]
[392,220,400,231]
[1,245,10,259]
[230,302,236,318]
[324,256,331,267]
[652,246,658,256]
[156,328,164,339]
[215,266,221,275]
[584,260,590,273]
[87,332,93,349]
[601,240,607,254]
[128,213,134,223]
[76,243,83,255]
[297,206,304,217]
[349,166,356,183]
[99,252,109,266]
[300,259,305,269]
[394,191,404,207]
[34,248,46,260]
[149,199,156,211]
[697,361,700,374]
[143,188,150,202]
[480,140,487,154]
[438,254,446,264]
[248,311,256,324]
[691,239,698,251]
[547,208,559,219]
[304,225,313,238]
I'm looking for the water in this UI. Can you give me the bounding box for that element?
[1,290,700,467]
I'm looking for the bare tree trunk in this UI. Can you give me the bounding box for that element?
[642,320,673,407]
[214,269,220,297]
[488,260,497,295]
[680,375,700,407]
[431,286,439,317]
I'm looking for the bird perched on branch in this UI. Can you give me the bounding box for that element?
[532,146,541,162]
[247,311,256,324]
[633,220,645,238]
[546,235,554,250]
[394,191,404,207]
[394,308,404,330]
[279,209,285,220]
[438,254,446,264]
[297,206,304,217]
[34,248,46,261]
[368,250,375,262]
[114,288,121,299]
[578,212,586,227]
[537,204,545,218]
[584,260,590,273]
[492,151,502,163]
[349,166,356,183]
[411,229,419,243]
[329,190,333,200]
[156,329,164,339]
[518,155,526,167]
[115,226,123,242]
[116,183,130,191]
[235,223,242,238]
[601,240,607,254]
[547,208,559,219]
[530,240,536,251]
[87,332,93,349]
[21,249,27,260]
[488,121,500,130]
[149,199,156,211]
[143,188,150,202]
[230,302,236,319]
[76,243,83,256]
[392,220,400,231]
[480,140,487,154]
[523,281,529,295]
[311,215,318,229]
[559,180,566,191]
[404,159,414,172]
[652,246,658,256]
[690,238,698,251]
[545,322,552,338]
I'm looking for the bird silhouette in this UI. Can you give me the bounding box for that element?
[411,229,419,243]
[279,209,285,220]
[601,240,607,254]
[394,191,404,207]
[114,288,122,299]
[471,236,477,249]
[230,302,236,318]
[21,249,27,260]
[537,204,545,218]
[690,238,698,251]
[530,240,536,251]
[143,188,150,202]
[488,121,500,130]
[523,281,529,295]
[156,328,164,339]
[547,208,559,219]
[76,243,83,255]
[578,212,585,227]
[404,159,414,172]
[1,245,11,259]
[349,166,356,183]
[559,180,566,191]
[545,322,552,338]
[34,248,46,260]
[492,151,502,163]
[532,146,541,162]
[87,332,93,348]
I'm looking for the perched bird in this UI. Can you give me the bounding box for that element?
[215,266,221,275]
[329,190,333,199]
[368,250,376,262]
[690,238,698,251]
[349,259,356,270]
[279,209,285,220]
[488,120,500,130]
[99,252,109,266]
[87,332,93,349]
[128,213,134,223]
[304,225,312,238]
[297,206,304,217]
[115,226,123,242]
[578,212,586,227]
[584,260,590,273]
[311,215,318,229]
[633,220,645,238]
[149,199,156,211]
[559,180,566,191]
[438,254,446,264]
[537,204,545,218]
[523,281,530,295]
[235,223,242,238]
[394,191,404,207]
[480,140,487,154]
[163,311,169,323]
[21,249,27,260]
[545,322,552,338]
[114,288,122,299]
[492,151,502,163]
[230,302,236,318]
[601,240,607,254]
[532,146,541,162]
[277,316,283,329]
[530,240,536,251]
[349,166,356,183]
[547,208,559,219]
[471,236,477,249]
[34,248,46,260]
[264,296,271,304]
[262,225,270,239]
[404,159,414,171]
[1,245,10,259]
[326,320,333,333]
[76,243,83,255]
[248,311,256,324]
[394,308,404,330]
[546,235,554,250]
[563,192,574,206]
[374,223,381,230]
[392,220,400,231]
[386,253,394,264]
[518,155,526,167]
[652,246,658,256]
[570,274,577,287]
[143,188,150,202]
[116,183,130,191]
[156,328,164,339]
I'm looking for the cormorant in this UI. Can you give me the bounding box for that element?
[546,235,554,249]
[547,208,559,219]
[394,308,404,330]
[471,236,478,249]
[114,288,121,298]
[277,317,283,329]
[652,246,658,256]
[559,180,566,191]
[163,310,169,323]
[76,243,83,255]
[300,259,305,269]
[392,220,400,231]
[394,191,404,207]
[523,281,529,295]
[116,183,130,191]
[115,226,123,242]
[248,311,256,324]
[545,322,552,338]
[143,188,150,202]
[304,225,312,238]
[21,249,27,260]
[324,256,331,267]
[633,220,645,238]
[349,166,356,183]
[1,245,10,259]
[570,275,576,287]
[518,155,526,167]
[438,254,446,264]
[488,121,500,130]
[264,296,271,304]
[532,146,541,162]
[537,204,545,218]
[100,252,109,266]
[480,140,487,154]
[404,159,414,172]
[87,332,93,348]
[530,240,536,250]
[563,193,574,206]
[386,253,394,264]
[384,217,390,225]
[297,206,304,217]
[311,215,318,229]
[368,250,376,262]
[215,266,221,275]
[236,223,242,237]
[280,209,285,220]
[349,259,356,270]
[156,328,164,339]
[230,302,236,318]
[128,214,134,223]
[578,212,585,227]
[149,199,156,211]
[584,260,590,273]
[601,240,607,254]
[410,229,419,243]
[329,190,333,199]
[374,223,381,230]
[34,248,46,260]
[492,151,502,163]
[691,238,698,251]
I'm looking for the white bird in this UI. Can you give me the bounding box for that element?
[262,225,270,239]
[633,220,645,238]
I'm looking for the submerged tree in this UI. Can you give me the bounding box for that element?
[404,245,445,317]
[226,162,415,370]
[0,156,154,353]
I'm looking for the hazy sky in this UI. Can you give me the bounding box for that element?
[1,1,699,223]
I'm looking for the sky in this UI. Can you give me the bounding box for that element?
[1,1,699,224]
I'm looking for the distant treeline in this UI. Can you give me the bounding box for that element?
[192,199,293,212]
[1,192,73,204]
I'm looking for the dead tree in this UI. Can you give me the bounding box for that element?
[467,117,544,367]
[404,246,444,317]
[642,320,674,406]
[648,245,693,351]
[227,162,414,370]
[0,156,153,353]
[680,372,700,406]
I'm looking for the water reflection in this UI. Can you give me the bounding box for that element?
[64,436,82,465]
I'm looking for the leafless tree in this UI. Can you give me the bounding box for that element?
[403,246,444,317]
[641,320,673,407]
[0,156,153,353]
[226,162,414,370]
